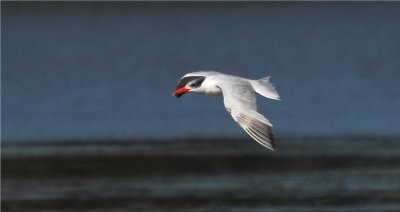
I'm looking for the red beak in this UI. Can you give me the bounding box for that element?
[173,87,190,98]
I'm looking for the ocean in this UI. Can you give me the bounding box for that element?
[2,2,400,142]
[3,137,400,211]
[2,2,400,211]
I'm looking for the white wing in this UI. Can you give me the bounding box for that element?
[250,77,280,100]
[218,80,276,151]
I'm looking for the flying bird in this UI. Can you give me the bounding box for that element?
[172,71,280,151]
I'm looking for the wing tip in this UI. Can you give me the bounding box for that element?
[236,112,277,151]
[261,137,276,151]
[244,126,276,151]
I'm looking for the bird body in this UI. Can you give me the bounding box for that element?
[173,71,280,151]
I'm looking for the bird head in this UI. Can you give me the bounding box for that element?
[172,76,205,98]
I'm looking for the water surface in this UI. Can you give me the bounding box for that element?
[3,137,400,211]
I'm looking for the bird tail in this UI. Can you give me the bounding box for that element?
[250,77,280,100]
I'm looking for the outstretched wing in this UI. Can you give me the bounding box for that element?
[218,81,275,151]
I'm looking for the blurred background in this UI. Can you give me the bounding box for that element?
[3,2,400,142]
[2,2,400,211]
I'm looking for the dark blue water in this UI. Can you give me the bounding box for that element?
[2,4,400,210]
[2,2,400,142]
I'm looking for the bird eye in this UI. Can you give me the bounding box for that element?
[187,77,205,88]
[189,82,197,87]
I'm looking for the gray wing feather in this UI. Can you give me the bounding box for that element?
[218,80,276,151]
[238,113,275,151]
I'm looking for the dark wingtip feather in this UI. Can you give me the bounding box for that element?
[239,114,276,151]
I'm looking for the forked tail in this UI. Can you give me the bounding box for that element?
[250,77,280,100]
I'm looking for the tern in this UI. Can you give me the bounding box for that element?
[172,71,280,151]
